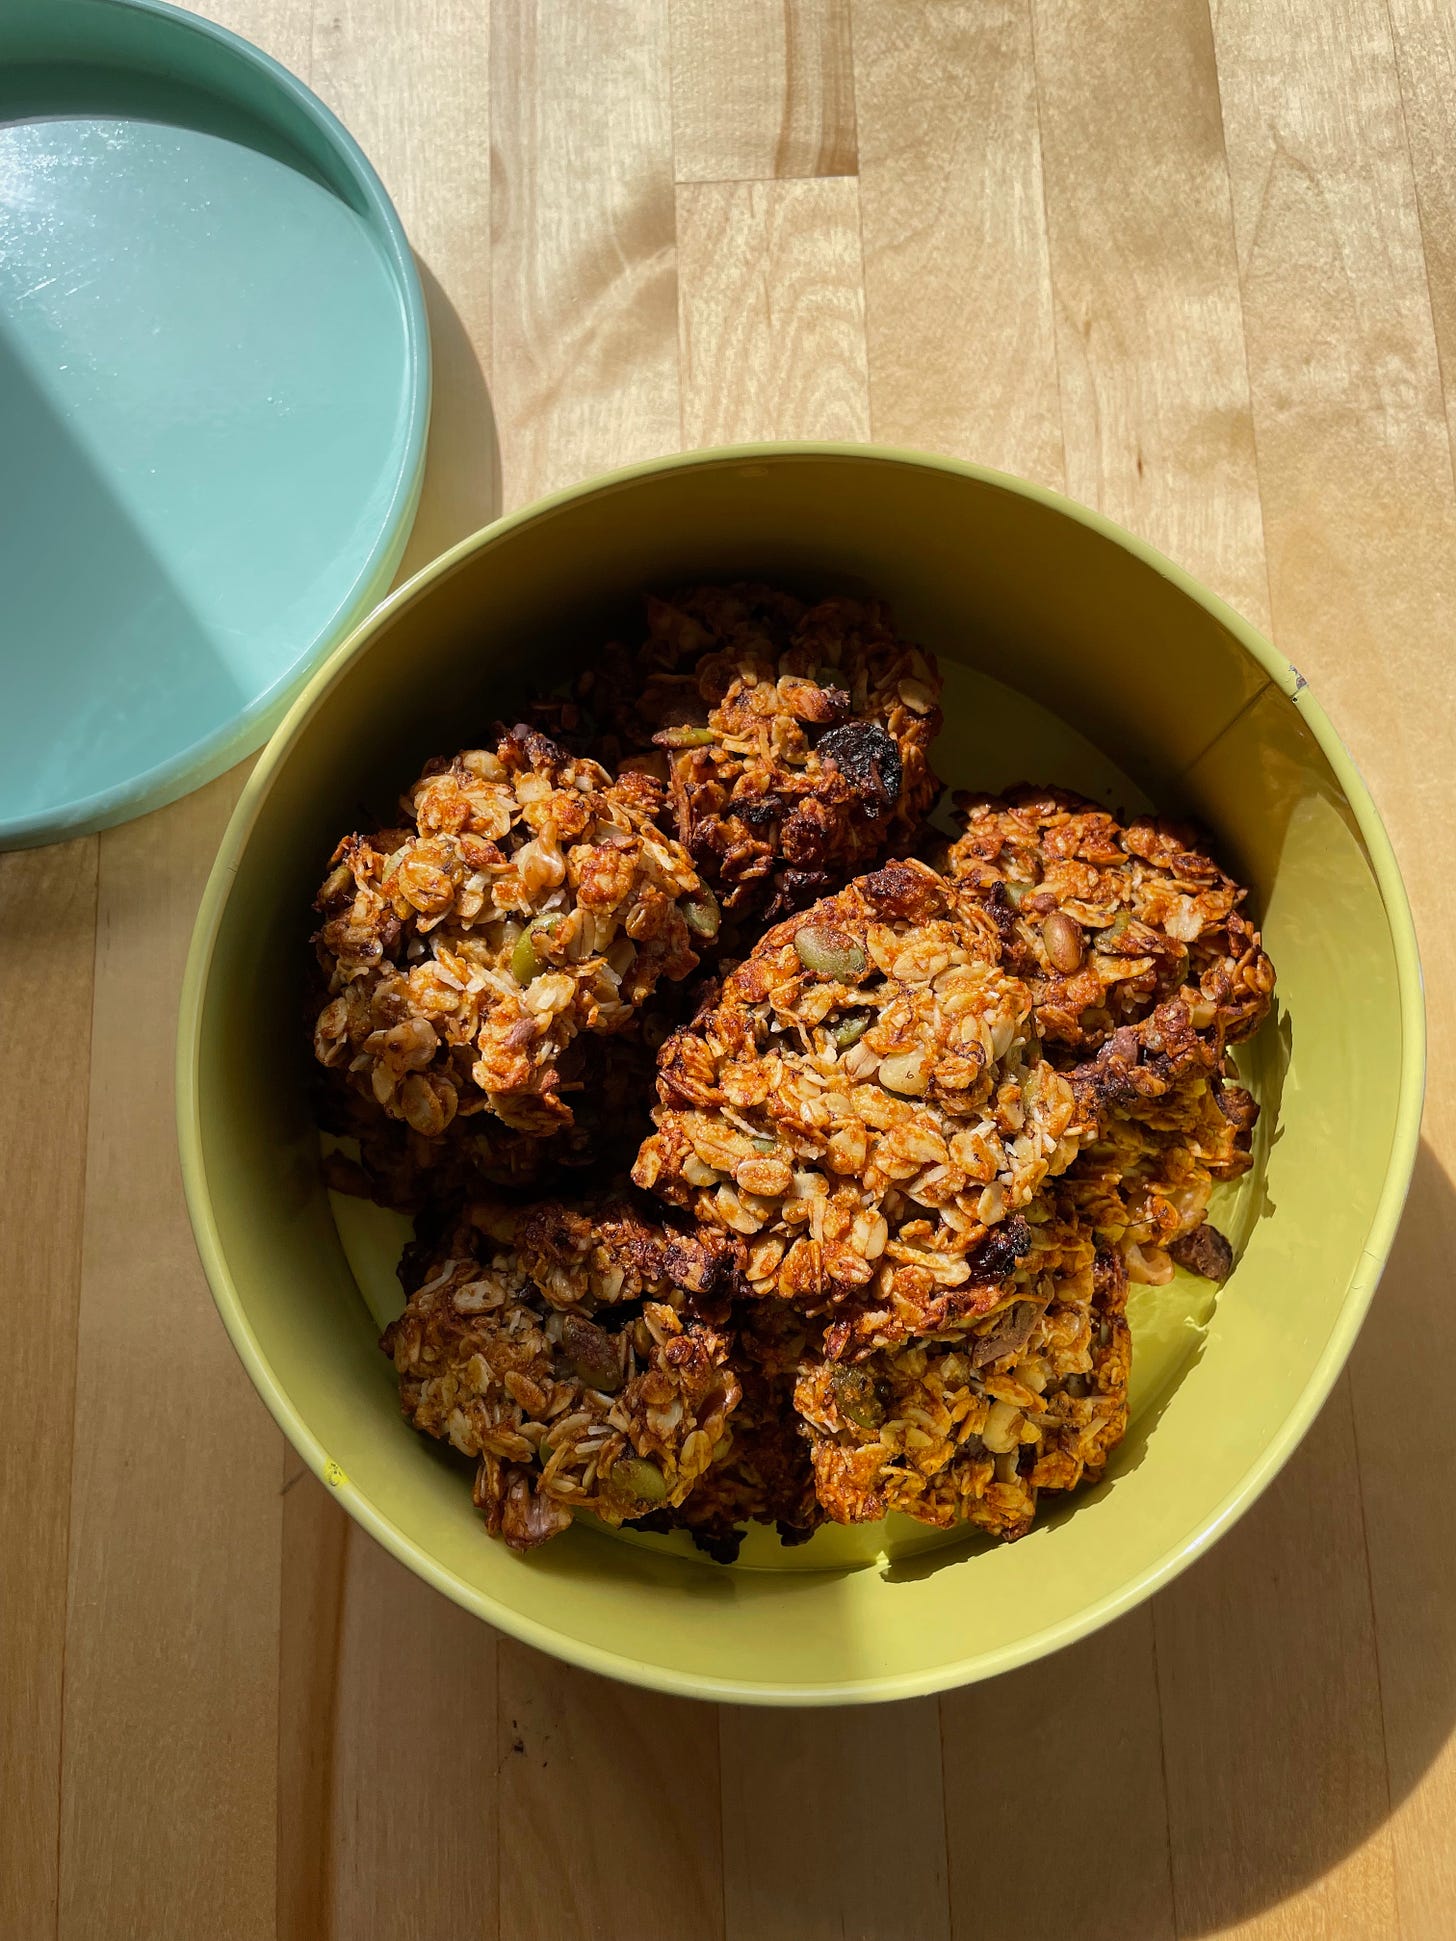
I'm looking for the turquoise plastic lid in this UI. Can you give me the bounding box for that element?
[0,0,430,847]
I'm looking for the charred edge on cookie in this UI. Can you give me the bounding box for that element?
[818,721,903,819]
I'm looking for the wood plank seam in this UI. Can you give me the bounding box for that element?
[666,171,860,186]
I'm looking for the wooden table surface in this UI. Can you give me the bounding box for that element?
[6,3,1456,1936]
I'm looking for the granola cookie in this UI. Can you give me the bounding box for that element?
[382,1195,742,1550]
[312,727,709,1141]
[634,860,1094,1352]
[944,786,1274,1056]
[797,1233,1130,1540]
[554,585,943,920]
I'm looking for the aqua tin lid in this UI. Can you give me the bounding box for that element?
[0,0,430,847]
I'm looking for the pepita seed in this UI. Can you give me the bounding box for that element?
[829,1012,869,1050]
[613,1456,669,1502]
[510,912,561,986]
[830,1365,884,1431]
[682,888,720,940]
[510,933,543,985]
[794,926,867,981]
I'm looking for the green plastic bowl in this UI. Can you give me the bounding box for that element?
[178,446,1423,1704]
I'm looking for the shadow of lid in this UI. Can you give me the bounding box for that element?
[395,258,502,585]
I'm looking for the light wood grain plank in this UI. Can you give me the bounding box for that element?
[719,1701,949,1941]
[0,839,97,1941]
[1388,0,1456,449]
[942,1614,1175,1941]
[852,0,1064,485]
[498,1643,723,1941]
[670,0,858,183]
[1212,2,1456,1935]
[324,1522,498,1941]
[676,177,871,445]
[1210,0,1456,781]
[490,1,680,506]
[1156,1392,1399,1938]
[57,770,283,1941]
[1032,0,1269,627]
[310,0,500,576]
[278,1471,499,1941]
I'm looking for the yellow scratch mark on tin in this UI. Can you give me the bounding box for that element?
[324,1460,347,1489]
